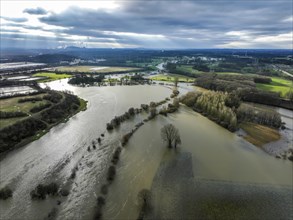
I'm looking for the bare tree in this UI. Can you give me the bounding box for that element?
[174,135,181,148]
[161,124,180,148]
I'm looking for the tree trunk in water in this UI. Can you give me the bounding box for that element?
[168,140,172,148]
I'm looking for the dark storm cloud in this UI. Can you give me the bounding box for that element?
[1,16,28,23]
[23,7,48,15]
[38,1,292,34]
[2,0,293,48]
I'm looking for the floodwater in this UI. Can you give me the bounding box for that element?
[103,107,293,220]
[0,86,37,97]
[0,80,292,220]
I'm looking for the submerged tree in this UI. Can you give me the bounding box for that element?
[174,77,179,87]
[174,135,181,148]
[161,124,180,148]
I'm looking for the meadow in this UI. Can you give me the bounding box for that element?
[256,77,293,97]
[150,74,195,82]
[33,72,72,82]
[0,93,49,128]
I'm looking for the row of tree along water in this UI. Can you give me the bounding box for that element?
[180,90,282,132]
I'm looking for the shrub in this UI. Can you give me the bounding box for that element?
[93,207,102,220]
[107,166,116,181]
[149,102,156,108]
[0,187,13,200]
[159,106,168,116]
[106,123,114,130]
[30,182,59,199]
[70,169,76,179]
[31,184,46,200]
[100,184,108,195]
[0,111,28,119]
[111,147,122,164]
[121,132,133,146]
[46,182,58,195]
[141,104,149,111]
[60,188,69,197]
[128,107,135,115]
[18,97,42,103]
[148,107,157,120]
[97,196,105,207]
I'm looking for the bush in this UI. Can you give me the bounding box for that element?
[111,147,122,164]
[106,123,114,130]
[107,166,116,181]
[30,103,52,113]
[60,188,69,197]
[128,107,135,115]
[31,184,46,200]
[148,107,157,120]
[18,97,42,103]
[121,132,133,146]
[159,106,168,116]
[0,111,28,119]
[97,196,105,207]
[93,207,102,220]
[46,182,58,195]
[0,187,13,200]
[141,104,149,111]
[30,182,59,199]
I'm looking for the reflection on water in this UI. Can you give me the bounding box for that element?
[0,80,292,220]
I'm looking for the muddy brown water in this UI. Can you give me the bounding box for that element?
[0,80,292,220]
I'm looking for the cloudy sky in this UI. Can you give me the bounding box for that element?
[1,0,292,49]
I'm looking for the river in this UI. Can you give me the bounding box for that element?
[0,80,292,220]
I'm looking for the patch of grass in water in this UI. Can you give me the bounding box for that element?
[240,122,280,147]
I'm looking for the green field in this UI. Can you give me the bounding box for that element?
[256,77,293,97]
[0,93,49,128]
[176,65,202,75]
[56,66,141,73]
[150,74,195,82]
[33,72,72,82]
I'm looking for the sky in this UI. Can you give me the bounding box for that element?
[0,0,292,49]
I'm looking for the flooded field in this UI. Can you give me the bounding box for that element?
[103,107,293,220]
[0,80,292,220]
[0,62,46,71]
[0,86,37,97]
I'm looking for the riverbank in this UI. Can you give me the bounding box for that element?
[0,92,87,157]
